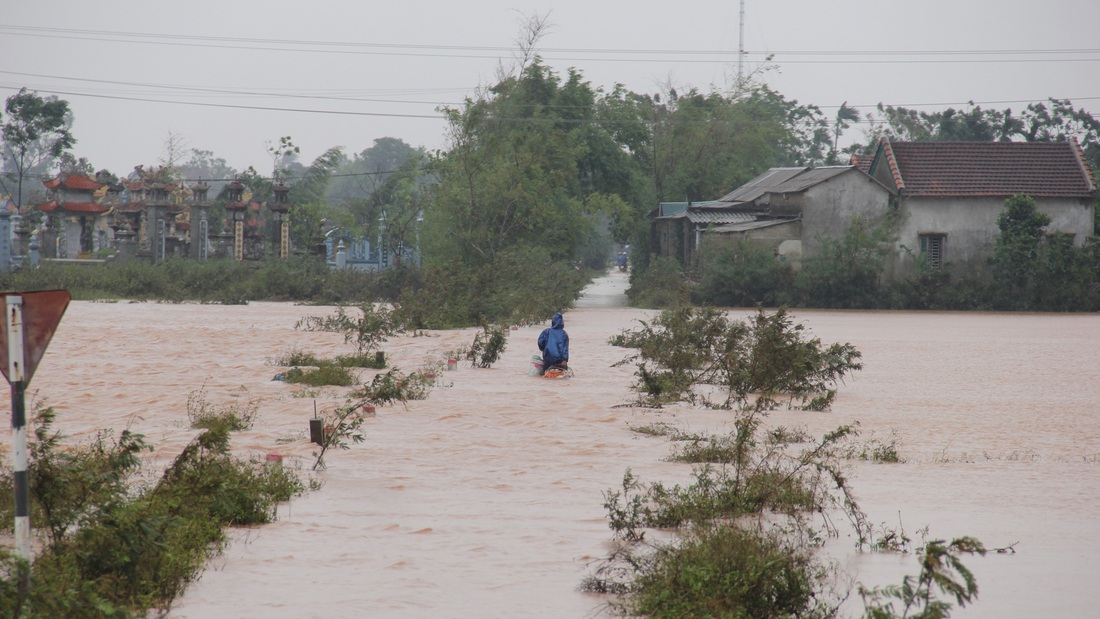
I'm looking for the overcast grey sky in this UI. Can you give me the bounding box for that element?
[2,0,1098,178]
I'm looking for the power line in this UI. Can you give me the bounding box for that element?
[0,87,446,120]
[3,68,1097,116]
[4,83,1095,130]
[0,70,463,108]
[1,24,1097,64]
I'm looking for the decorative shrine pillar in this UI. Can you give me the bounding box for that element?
[224,177,247,262]
[145,181,171,264]
[189,181,211,260]
[270,180,292,258]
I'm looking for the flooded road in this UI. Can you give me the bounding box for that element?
[14,271,1100,618]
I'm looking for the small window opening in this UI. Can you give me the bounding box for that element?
[919,234,945,270]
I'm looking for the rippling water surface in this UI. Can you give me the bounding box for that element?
[17,272,1100,618]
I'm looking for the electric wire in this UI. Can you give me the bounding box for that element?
[1,24,1097,64]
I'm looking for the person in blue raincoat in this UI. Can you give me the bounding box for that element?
[537,312,569,371]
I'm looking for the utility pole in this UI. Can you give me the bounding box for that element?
[738,0,746,84]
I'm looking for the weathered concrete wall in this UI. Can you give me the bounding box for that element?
[794,170,892,258]
[891,196,1095,277]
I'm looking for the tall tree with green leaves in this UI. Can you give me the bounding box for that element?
[989,193,1051,309]
[648,84,830,204]
[425,59,591,267]
[1018,98,1100,170]
[831,101,861,163]
[286,146,348,251]
[327,137,424,207]
[0,88,76,208]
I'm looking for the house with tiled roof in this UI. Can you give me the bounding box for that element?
[867,138,1097,277]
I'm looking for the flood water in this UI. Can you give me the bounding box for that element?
[11,271,1100,618]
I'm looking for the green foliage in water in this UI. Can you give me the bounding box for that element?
[469,323,509,368]
[394,246,590,329]
[296,303,403,355]
[613,306,862,410]
[628,524,827,619]
[593,310,983,617]
[283,364,356,387]
[0,403,304,617]
[585,417,862,617]
[860,537,987,618]
[187,385,259,432]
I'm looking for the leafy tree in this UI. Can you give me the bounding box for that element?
[0,88,76,208]
[648,85,829,204]
[424,59,590,267]
[371,158,431,266]
[57,153,95,176]
[694,239,795,307]
[179,148,237,188]
[989,193,1051,309]
[289,146,343,205]
[1018,98,1100,170]
[266,135,300,179]
[831,101,862,163]
[860,103,1016,145]
[326,137,424,207]
[795,215,895,309]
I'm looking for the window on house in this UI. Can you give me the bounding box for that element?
[919,234,945,270]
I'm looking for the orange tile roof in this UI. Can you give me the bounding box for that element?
[876,139,1097,198]
[43,175,104,191]
[850,153,874,174]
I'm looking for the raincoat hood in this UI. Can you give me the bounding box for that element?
[551,313,564,329]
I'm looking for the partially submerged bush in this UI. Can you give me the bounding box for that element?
[296,303,402,355]
[860,537,987,618]
[187,385,259,431]
[613,306,862,410]
[283,365,356,387]
[0,402,304,617]
[469,323,509,368]
[624,524,829,619]
[311,367,438,471]
[591,315,984,618]
[626,255,689,309]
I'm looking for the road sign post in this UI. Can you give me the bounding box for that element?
[1,290,70,598]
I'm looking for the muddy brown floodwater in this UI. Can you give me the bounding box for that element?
[8,271,1099,618]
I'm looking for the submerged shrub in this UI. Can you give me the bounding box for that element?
[0,400,304,617]
[283,365,356,387]
[469,323,509,368]
[187,385,259,431]
[615,306,862,410]
[628,524,827,619]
